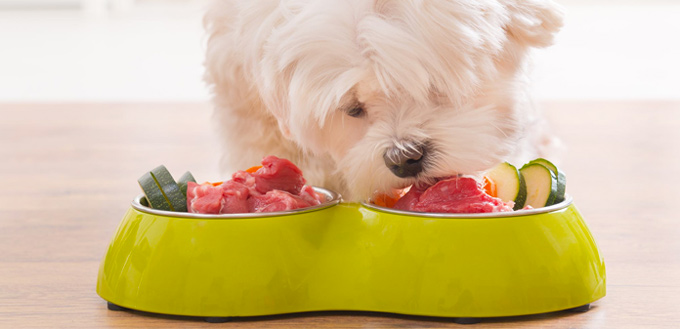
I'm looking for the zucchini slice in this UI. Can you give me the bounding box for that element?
[485,162,527,210]
[519,163,558,208]
[150,165,187,212]
[528,158,566,203]
[177,171,197,197]
[138,171,172,211]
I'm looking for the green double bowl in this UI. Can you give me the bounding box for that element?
[97,188,605,320]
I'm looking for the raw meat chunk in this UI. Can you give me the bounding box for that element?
[186,182,223,214]
[186,156,325,214]
[219,180,250,214]
[253,155,306,195]
[248,190,313,213]
[393,177,514,214]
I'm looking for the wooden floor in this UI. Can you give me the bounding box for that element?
[1,101,678,328]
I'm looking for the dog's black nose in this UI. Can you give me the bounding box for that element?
[383,143,425,178]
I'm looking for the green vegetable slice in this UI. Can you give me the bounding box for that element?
[486,162,527,210]
[520,163,558,208]
[138,171,172,211]
[177,171,197,197]
[150,165,187,212]
[528,158,566,203]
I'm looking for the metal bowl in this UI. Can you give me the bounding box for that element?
[361,195,575,218]
[132,186,341,219]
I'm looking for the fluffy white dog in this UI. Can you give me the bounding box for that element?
[204,0,563,201]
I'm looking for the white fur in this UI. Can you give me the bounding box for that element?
[204,0,563,201]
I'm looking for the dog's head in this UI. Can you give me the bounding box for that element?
[207,0,562,200]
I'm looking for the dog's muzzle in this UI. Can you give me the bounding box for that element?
[383,143,425,178]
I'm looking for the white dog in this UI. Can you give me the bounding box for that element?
[204,0,563,201]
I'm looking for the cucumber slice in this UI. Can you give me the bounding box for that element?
[528,158,566,203]
[150,165,187,212]
[177,171,197,197]
[519,163,558,208]
[485,162,527,210]
[138,172,172,210]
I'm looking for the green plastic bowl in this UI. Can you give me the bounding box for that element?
[97,188,605,320]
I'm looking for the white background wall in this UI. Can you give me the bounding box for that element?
[0,0,678,102]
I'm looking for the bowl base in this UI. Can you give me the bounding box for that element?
[107,302,130,312]
[204,317,232,323]
[452,317,481,324]
[568,304,591,313]
[102,301,594,323]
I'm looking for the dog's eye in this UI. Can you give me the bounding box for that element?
[347,105,366,118]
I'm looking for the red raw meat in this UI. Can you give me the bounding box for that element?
[393,177,513,214]
[231,170,258,195]
[186,182,223,214]
[232,170,256,187]
[392,185,426,211]
[253,155,306,195]
[300,185,324,205]
[219,180,250,214]
[248,190,313,213]
[186,156,324,214]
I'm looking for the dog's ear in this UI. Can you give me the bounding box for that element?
[204,0,296,142]
[505,0,564,48]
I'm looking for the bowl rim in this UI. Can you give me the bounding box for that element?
[360,196,574,218]
[131,186,342,219]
